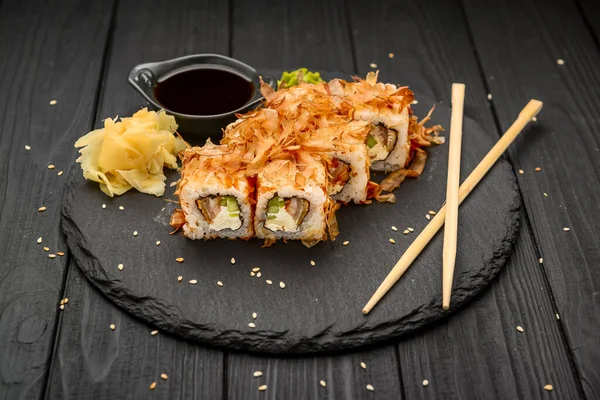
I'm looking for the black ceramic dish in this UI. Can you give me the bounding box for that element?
[128,54,276,141]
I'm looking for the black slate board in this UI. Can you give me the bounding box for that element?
[61,83,520,354]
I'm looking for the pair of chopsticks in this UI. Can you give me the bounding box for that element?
[362,91,543,315]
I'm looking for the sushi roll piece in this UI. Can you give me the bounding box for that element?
[254,152,338,247]
[172,144,254,240]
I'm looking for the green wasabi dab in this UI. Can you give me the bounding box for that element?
[278,68,324,89]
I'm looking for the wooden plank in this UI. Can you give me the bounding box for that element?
[463,0,600,396]
[347,0,581,398]
[45,0,229,398]
[0,0,114,398]
[228,0,403,398]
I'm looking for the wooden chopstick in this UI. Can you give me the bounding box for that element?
[362,99,543,315]
[442,83,466,310]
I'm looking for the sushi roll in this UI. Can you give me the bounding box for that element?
[254,152,337,247]
[173,144,254,240]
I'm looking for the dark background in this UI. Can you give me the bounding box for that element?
[0,0,599,399]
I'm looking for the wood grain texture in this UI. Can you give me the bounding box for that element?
[348,0,582,398]
[0,0,114,398]
[578,0,600,45]
[46,0,229,398]
[463,0,600,397]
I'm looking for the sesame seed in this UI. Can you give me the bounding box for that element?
[231,257,236,264]
[343,240,350,246]
[532,116,537,122]
[556,313,560,320]
[403,229,409,235]
[389,238,396,244]
[43,246,50,252]
[133,231,138,236]
[252,312,257,319]
[310,260,316,266]
[177,276,183,282]
[258,385,267,391]
[426,214,431,220]
[539,258,543,264]
[38,206,47,212]
[279,281,286,289]
[150,382,156,390]
[48,254,56,259]
[544,384,553,391]
[535,167,541,172]
[217,281,223,287]
[412,100,419,105]
[370,63,377,68]
[47,164,55,170]
[320,380,327,388]
[156,240,161,246]
[516,326,524,332]
[57,171,63,176]
[60,299,65,305]
[388,52,394,58]
[557,59,565,65]
[423,379,429,387]
[429,210,437,215]
[408,227,414,232]
[248,322,256,328]
[160,373,168,380]
[102,204,106,209]
[253,371,263,378]
[487,93,492,100]
[151,330,159,336]
[563,227,570,232]
[250,271,256,277]
[266,280,273,285]
[57,251,65,256]
[118,206,125,211]
[64,298,69,304]
[360,362,367,369]
[59,304,65,310]
[49,100,57,105]
[519,169,524,175]
[189,279,197,285]
[366,384,374,391]
[543,192,548,197]
[256,272,262,278]
[391,226,398,231]
[25,145,31,151]
[252,267,261,272]
[176,257,184,263]
[37,237,43,244]
[118,263,124,271]
[110,324,116,330]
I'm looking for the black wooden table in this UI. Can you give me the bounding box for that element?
[1,0,599,398]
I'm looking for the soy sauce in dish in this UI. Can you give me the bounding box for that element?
[153,68,254,116]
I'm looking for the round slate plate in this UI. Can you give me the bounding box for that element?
[61,77,520,354]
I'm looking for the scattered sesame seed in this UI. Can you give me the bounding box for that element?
[250,271,256,277]
[248,322,256,328]
[49,100,57,105]
[557,59,565,65]
[423,379,429,387]
[556,313,560,320]
[47,164,55,170]
[412,100,419,105]
[25,145,31,151]
[189,279,197,285]
[343,240,350,246]
[57,170,63,176]
[563,227,570,232]
[487,94,492,100]
[133,231,138,236]
[408,227,414,232]
[391,226,398,231]
[426,214,431,220]
[516,326,524,333]
[388,52,394,58]
[535,167,541,172]
[366,384,374,391]
[532,116,537,122]
[543,193,548,197]
[256,272,262,278]
[252,267,261,272]
[389,238,396,244]
[258,385,267,391]
[370,63,378,68]
[429,210,437,215]
[48,254,56,259]
[59,304,65,310]
[102,204,106,209]
[403,229,410,235]
[544,384,553,391]
[38,206,47,212]
[310,260,316,266]
[519,169,524,175]
[60,299,65,305]
[43,246,50,252]
[150,382,157,390]
[279,281,286,289]
[156,240,161,246]
[151,330,159,336]
[320,380,327,388]
[217,281,223,287]
[360,362,367,369]
[118,206,125,211]
[160,373,168,380]
[231,257,236,264]
[176,257,184,263]
[266,280,273,285]
[57,251,64,256]
[110,324,116,330]
[177,276,183,282]
[539,258,543,264]
[252,312,258,319]
[37,237,43,244]
[118,263,124,271]
[253,371,263,378]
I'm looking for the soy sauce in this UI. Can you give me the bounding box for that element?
[153,68,254,116]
